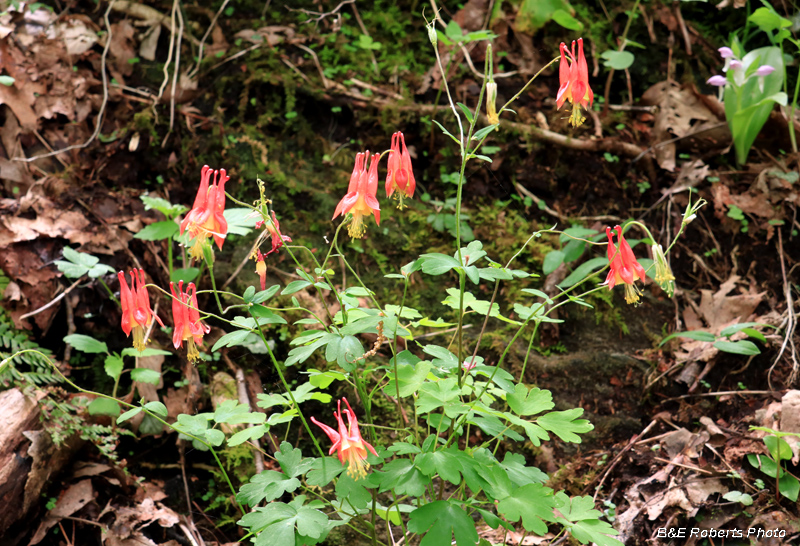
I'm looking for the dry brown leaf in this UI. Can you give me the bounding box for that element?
[640,82,717,171]
[29,479,95,544]
[780,390,800,464]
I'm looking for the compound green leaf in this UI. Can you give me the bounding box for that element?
[407,501,479,546]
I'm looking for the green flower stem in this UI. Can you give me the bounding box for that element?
[391,278,410,429]
[518,323,540,382]
[246,309,326,459]
[204,256,225,314]
[282,242,342,327]
[498,56,560,116]
[3,348,244,514]
[97,278,120,307]
[167,237,174,280]
[788,62,800,153]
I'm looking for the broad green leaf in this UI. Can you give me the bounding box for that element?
[325,335,364,372]
[335,472,371,510]
[212,329,252,351]
[171,267,200,283]
[281,280,313,295]
[416,378,460,414]
[88,397,121,416]
[144,401,168,418]
[496,483,556,535]
[600,50,635,70]
[131,368,161,385]
[228,425,268,447]
[659,330,716,345]
[551,9,582,30]
[537,408,593,443]
[723,491,754,506]
[384,360,432,398]
[104,354,123,381]
[457,102,474,124]
[713,339,760,355]
[306,457,345,487]
[779,473,800,501]
[559,257,608,287]
[65,334,108,354]
[223,208,258,236]
[507,384,555,416]
[764,435,793,461]
[415,446,463,485]
[275,441,315,477]
[213,400,266,425]
[117,406,142,423]
[122,347,172,357]
[543,250,565,275]
[720,322,774,337]
[140,195,187,218]
[237,470,301,505]
[500,452,548,485]
[422,345,459,369]
[372,458,428,496]
[418,253,461,276]
[407,501,479,546]
[134,221,179,241]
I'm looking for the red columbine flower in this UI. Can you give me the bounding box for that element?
[385,132,416,209]
[556,38,594,128]
[261,211,292,256]
[119,269,164,351]
[604,225,647,305]
[332,151,380,238]
[170,281,210,362]
[311,398,378,480]
[255,250,267,291]
[180,165,229,261]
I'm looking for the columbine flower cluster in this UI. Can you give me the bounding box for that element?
[333,132,416,239]
[118,165,294,359]
[707,46,775,92]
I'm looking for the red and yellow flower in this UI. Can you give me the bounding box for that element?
[259,210,292,257]
[556,38,594,128]
[311,397,378,479]
[255,250,267,291]
[180,165,229,260]
[118,269,164,351]
[604,225,647,304]
[332,152,380,238]
[385,132,416,209]
[170,281,210,362]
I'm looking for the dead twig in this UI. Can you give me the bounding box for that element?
[588,419,659,499]
[188,0,231,78]
[288,0,354,26]
[769,227,799,387]
[20,278,82,320]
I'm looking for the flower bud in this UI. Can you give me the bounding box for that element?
[718,47,734,59]
[707,75,727,87]
[729,59,743,71]
[756,65,775,77]
[486,81,499,125]
[427,23,437,47]
[651,244,675,297]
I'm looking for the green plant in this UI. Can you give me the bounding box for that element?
[659,322,775,357]
[747,428,800,502]
[0,306,61,386]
